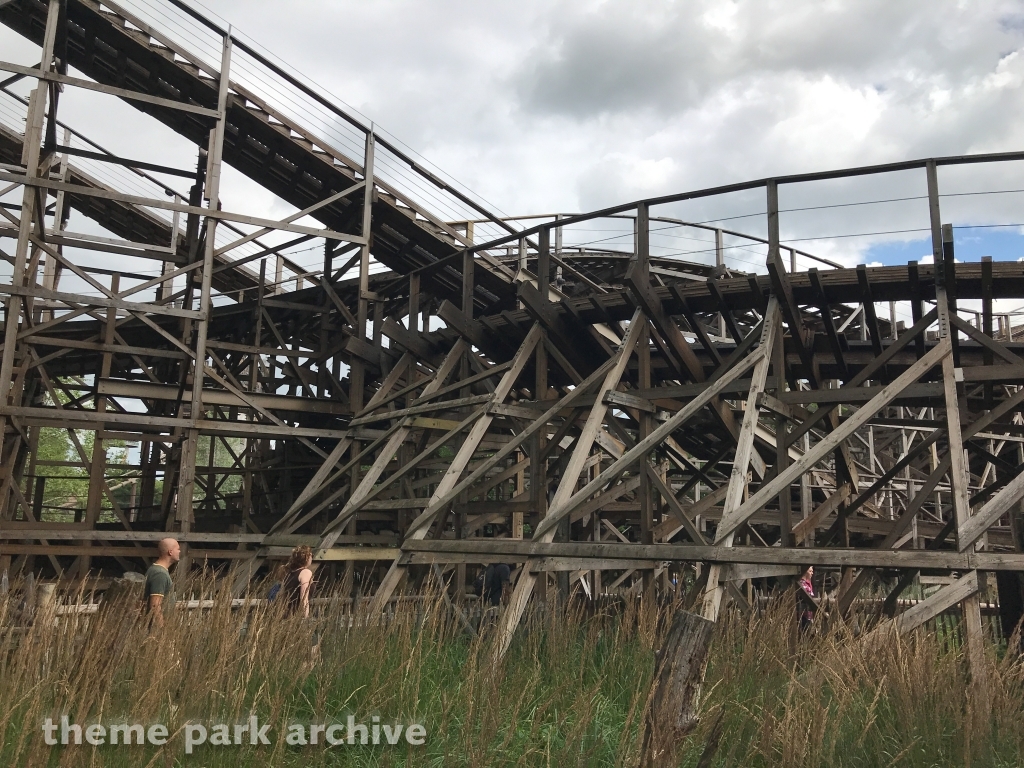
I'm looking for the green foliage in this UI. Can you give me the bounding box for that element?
[31,426,129,524]
[27,385,246,519]
[192,435,245,502]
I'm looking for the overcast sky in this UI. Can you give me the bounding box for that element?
[196,0,1024,268]
[4,0,1024,285]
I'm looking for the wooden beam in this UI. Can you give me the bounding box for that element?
[893,571,980,634]
[702,297,779,620]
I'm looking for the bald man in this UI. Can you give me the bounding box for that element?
[143,538,180,627]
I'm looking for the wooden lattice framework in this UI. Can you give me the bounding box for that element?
[2,0,1024,670]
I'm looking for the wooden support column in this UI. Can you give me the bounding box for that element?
[0,85,49,457]
[640,610,714,765]
[369,326,544,612]
[77,273,118,576]
[462,246,475,324]
[537,226,550,301]
[926,153,988,703]
[457,234,477,598]
[0,0,58,553]
[512,448,526,541]
[39,127,69,326]
[175,35,231,572]
[773,307,793,548]
[715,228,727,337]
[634,204,655,590]
[702,297,779,621]
[529,335,550,552]
[348,129,376,415]
[982,257,994,410]
[639,323,654,549]
[242,258,266,526]
[938,287,989,707]
[495,313,644,658]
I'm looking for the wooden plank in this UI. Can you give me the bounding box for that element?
[28,338,186,361]
[958,466,1024,551]
[652,483,728,541]
[791,484,852,544]
[784,307,938,448]
[702,298,779,619]
[367,325,546,606]
[894,571,980,634]
[269,436,354,534]
[397,539,1024,571]
[97,378,348,415]
[722,563,800,581]
[409,325,544,531]
[312,547,401,561]
[0,59,222,117]
[646,464,708,544]
[214,180,366,256]
[315,339,470,546]
[836,458,950,614]
[570,475,642,525]
[950,314,1023,365]
[348,393,491,426]
[0,171,362,242]
[857,265,884,356]
[398,353,623,538]
[808,268,848,377]
[411,360,513,406]
[0,283,202,319]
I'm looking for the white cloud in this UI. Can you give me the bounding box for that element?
[3,0,1024,272]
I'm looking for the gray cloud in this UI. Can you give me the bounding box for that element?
[512,0,1023,120]
[4,0,1024,274]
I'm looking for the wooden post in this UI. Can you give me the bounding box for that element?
[774,307,793,548]
[537,226,550,301]
[77,272,118,576]
[995,499,1024,651]
[174,34,231,573]
[714,228,726,338]
[929,158,990,715]
[513,448,525,541]
[636,203,655,594]
[702,295,780,620]
[641,610,715,767]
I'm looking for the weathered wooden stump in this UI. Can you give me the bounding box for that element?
[641,609,715,767]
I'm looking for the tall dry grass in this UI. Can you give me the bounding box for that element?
[1,573,1023,767]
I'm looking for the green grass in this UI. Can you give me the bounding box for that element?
[2,575,1023,767]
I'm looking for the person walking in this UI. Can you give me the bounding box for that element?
[279,545,314,618]
[143,537,180,628]
[483,563,511,607]
[798,565,816,631]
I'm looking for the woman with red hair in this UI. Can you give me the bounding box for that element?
[279,545,314,618]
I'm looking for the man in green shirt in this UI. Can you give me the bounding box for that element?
[143,538,180,627]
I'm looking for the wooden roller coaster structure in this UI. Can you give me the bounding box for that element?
[2,0,1024,670]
